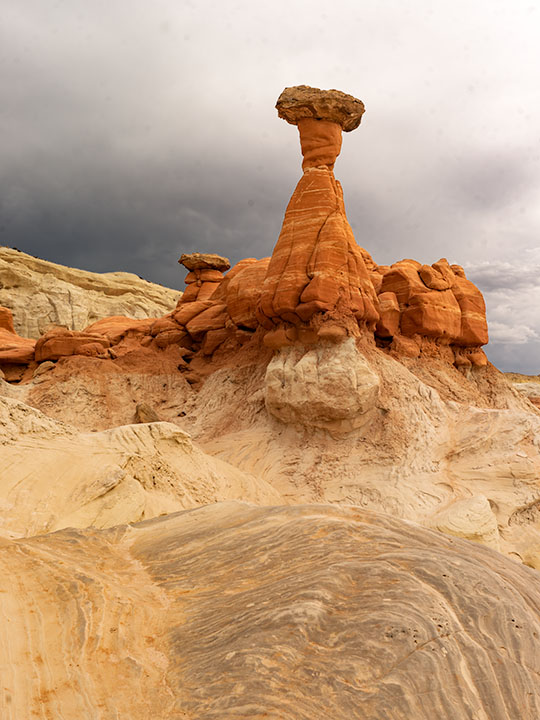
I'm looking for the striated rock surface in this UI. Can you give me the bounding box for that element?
[258,86,379,347]
[1,502,540,718]
[507,373,540,409]
[265,338,380,433]
[0,306,36,367]
[186,349,540,567]
[0,85,533,567]
[0,246,179,338]
[0,86,530,574]
[428,495,501,550]
[0,395,282,538]
[0,85,539,719]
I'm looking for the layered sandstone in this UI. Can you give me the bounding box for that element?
[1,503,540,718]
[0,85,529,564]
[0,89,491,383]
[0,85,539,720]
[0,306,36,381]
[0,394,282,538]
[257,87,379,348]
[0,246,179,338]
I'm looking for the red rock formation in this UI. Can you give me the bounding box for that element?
[178,253,230,305]
[381,259,462,341]
[84,316,154,344]
[35,328,111,362]
[450,263,489,346]
[257,87,379,348]
[0,86,491,383]
[376,292,400,338]
[378,257,488,365]
[0,306,16,334]
[225,258,270,331]
[0,306,36,370]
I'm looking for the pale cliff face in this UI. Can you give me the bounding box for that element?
[0,247,180,339]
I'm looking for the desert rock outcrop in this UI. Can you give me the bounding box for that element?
[0,394,282,537]
[0,84,540,718]
[0,306,35,367]
[0,86,535,568]
[258,86,379,348]
[0,246,179,338]
[265,337,380,433]
[0,92,490,381]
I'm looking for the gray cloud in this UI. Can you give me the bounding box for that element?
[465,260,540,291]
[486,340,540,376]
[443,150,537,212]
[488,321,538,345]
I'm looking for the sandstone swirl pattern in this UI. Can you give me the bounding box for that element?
[1,502,540,719]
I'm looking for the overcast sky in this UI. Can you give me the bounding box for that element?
[1,0,539,372]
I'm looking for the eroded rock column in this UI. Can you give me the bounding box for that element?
[178,252,230,304]
[257,85,380,349]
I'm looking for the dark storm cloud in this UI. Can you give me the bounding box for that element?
[444,150,536,212]
[486,341,540,376]
[1,0,540,371]
[0,149,295,288]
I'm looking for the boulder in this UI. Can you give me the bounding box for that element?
[179,252,230,272]
[264,338,380,433]
[276,85,365,131]
[35,328,110,362]
[0,306,36,364]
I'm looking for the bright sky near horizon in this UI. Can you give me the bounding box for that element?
[1,0,539,371]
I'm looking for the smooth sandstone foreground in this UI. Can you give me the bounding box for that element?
[0,395,281,538]
[1,502,540,719]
